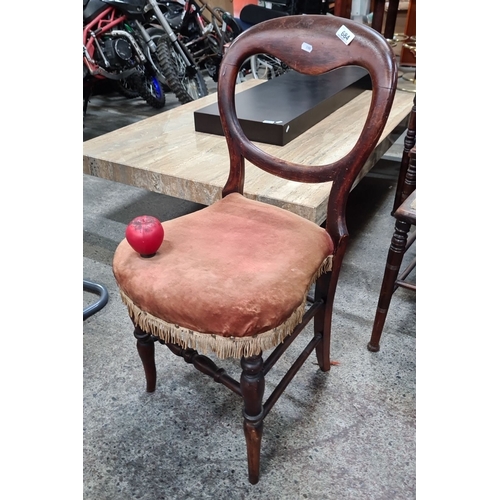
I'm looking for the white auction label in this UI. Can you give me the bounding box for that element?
[336,25,355,45]
[301,42,313,53]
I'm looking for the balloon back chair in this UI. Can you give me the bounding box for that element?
[112,15,397,484]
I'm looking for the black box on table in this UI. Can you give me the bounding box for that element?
[193,66,371,147]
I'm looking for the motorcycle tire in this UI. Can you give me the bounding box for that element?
[156,35,208,105]
[129,72,166,109]
[115,79,140,99]
[250,54,289,80]
[145,27,171,91]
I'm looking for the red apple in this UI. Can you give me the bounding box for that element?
[125,215,164,257]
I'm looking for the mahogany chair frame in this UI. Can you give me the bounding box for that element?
[367,95,416,352]
[392,95,416,214]
[368,145,416,352]
[128,15,398,484]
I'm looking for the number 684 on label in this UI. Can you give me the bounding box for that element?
[336,25,355,45]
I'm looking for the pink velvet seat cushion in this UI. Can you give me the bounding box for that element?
[113,193,334,343]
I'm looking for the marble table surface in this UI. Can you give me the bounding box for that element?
[83,79,414,225]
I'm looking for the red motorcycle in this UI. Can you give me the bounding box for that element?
[84,0,166,110]
[83,0,208,114]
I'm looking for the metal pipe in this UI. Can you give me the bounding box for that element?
[83,280,109,320]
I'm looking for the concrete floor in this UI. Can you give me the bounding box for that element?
[83,67,416,499]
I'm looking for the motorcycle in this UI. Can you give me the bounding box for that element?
[142,0,209,103]
[237,5,290,80]
[83,0,208,112]
[84,0,165,111]
[154,0,242,82]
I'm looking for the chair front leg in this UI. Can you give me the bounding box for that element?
[368,219,411,352]
[134,326,157,392]
[240,354,265,484]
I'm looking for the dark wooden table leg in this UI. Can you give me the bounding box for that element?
[241,355,265,484]
[134,326,157,392]
[371,0,386,33]
[333,0,352,18]
[383,0,400,39]
[368,218,411,352]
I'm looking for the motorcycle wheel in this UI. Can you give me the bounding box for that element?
[145,27,170,90]
[115,79,140,99]
[156,35,208,105]
[250,54,289,80]
[129,72,166,109]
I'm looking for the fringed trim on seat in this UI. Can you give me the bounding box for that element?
[119,255,333,359]
[314,254,333,281]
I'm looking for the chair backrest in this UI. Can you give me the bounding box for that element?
[217,15,397,243]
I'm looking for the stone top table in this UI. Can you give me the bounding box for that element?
[83,79,414,225]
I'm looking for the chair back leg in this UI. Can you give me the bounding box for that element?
[314,271,333,371]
